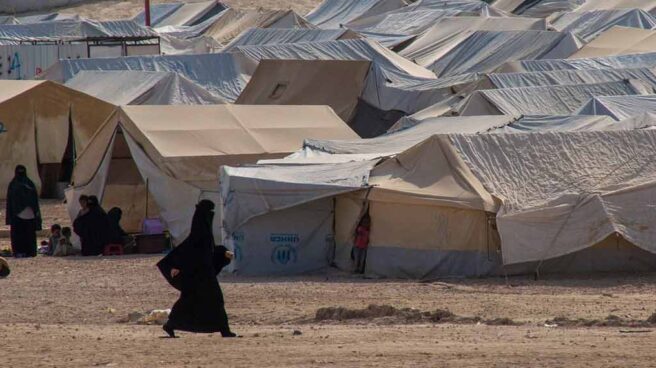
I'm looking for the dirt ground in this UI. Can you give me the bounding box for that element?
[1,253,656,367]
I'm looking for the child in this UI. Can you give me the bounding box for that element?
[47,224,62,256]
[353,214,370,274]
[53,227,76,257]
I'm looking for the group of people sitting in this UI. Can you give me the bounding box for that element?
[5,165,131,257]
[73,195,133,256]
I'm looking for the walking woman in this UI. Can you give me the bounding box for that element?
[6,165,41,258]
[157,200,236,338]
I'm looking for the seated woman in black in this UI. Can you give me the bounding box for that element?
[73,196,109,256]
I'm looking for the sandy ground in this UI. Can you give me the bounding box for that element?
[51,0,322,20]
[2,254,656,367]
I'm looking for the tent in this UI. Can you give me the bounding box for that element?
[236,59,372,134]
[486,67,656,89]
[40,52,257,103]
[66,104,358,241]
[0,20,158,44]
[133,1,226,28]
[398,16,546,68]
[490,115,618,132]
[574,0,656,14]
[429,30,580,77]
[220,161,376,275]
[459,80,647,116]
[498,51,656,73]
[222,129,656,277]
[568,27,656,59]
[550,9,656,42]
[492,0,584,16]
[575,95,656,120]
[0,80,115,199]
[452,130,656,274]
[306,0,407,29]
[232,39,440,129]
[223,28,359,51]
[201,8,315,44]
[65,71,224,105]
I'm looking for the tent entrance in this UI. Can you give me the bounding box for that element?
[101,127,160,233]
[38,115,75,199]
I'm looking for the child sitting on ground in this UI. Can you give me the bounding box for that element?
[47,224,63,256]
[53,227,76,257]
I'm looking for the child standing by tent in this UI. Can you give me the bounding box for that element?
[353,214,370,274]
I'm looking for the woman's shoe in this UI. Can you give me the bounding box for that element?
[163,324,176,338]
[221,331,237,338]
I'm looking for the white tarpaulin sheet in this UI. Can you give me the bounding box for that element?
[460,80,646,116]
[576,95,656,120]
[550,9,656,42]
[512,0,585,17]
[488,67,656,89]
[0,20,157,43]
[430,30,578,77]
[223,28,353,51]
[450,130,656,265]
[491,115,618,132]
[65,71,224,105]
[306,0,407,29]
[302,115,517,155]
[574,0,656,13]
[221,161,376,231]
[499,51,656,73]
[399,16,546,68]
[41,52,256,102]
[398,0,508,16]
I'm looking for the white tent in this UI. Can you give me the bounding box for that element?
[490,115,618,132]
[306,0,407,29]
[550,9,656,42]
[430,30,580,77]
[487,67,656,89]
[65,71,224,105]
[223,28,358,51]
[569,26,656,59]
[66,104,359,241]
[498,51,656,73]
[576,94,656,120]
[41,52,257,103]
[460,80,646,116]
[398,16,546,68]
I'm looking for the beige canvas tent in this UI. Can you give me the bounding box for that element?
[569,26,656,59]
[66,104,358,240]
[0,80,115,199]
[236,59,371,125]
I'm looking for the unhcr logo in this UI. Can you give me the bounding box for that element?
[270,233,300,243]
[271,244,298,265]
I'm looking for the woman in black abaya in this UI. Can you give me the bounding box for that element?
[157,200,236,338]
[6,165,41,257]
[73,195,109,256]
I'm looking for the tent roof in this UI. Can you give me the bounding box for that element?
[0,19,157,43]
[398,16,546,67]
[487,67,656,89]
[569,26,656,59]
[491,115,618,132]
[302,115,517,155]
[574,0,656,13]
[306,0,407,29]
[460,80,646,116]
[118,104,358,158]
[430,30,575,77]
[236,59,370,123]
[550,9,656,42]
[41,52,257,103]
[223,28,354,51]
[498,50,656,73]
[576,94,656,120]
[64,71,225,106]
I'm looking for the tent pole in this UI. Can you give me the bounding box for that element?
[145,0,151,27]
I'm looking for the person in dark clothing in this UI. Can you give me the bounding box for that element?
[157,200,236,338]
[73,195,109,256]
[6,165,41,257]
[107,207,128,244]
